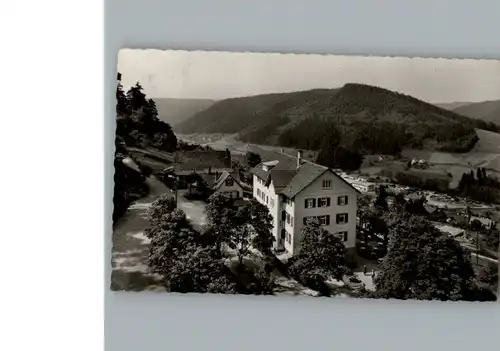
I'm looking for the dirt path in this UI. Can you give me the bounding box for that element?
[110,176,170,291]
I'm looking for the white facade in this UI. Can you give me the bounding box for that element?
[214,175,244,199]
[253,176,281,241]
[253,169,358,255]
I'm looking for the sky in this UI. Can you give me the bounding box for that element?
[117,49,500,103]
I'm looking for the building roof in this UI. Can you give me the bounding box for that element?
[199,173,218,187]
[213,171,244,191]
[250,148,359,198]
[434,224,465,237]
[280,162,328,198]
[172,150,232,173]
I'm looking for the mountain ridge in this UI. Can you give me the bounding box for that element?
[153,98,216,127]
[452,100,500,124]
[176,83,499,156]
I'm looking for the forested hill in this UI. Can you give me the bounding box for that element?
[113,73,178,223]
[175,91,304,134]
[154,98,215,127]
[176,83,499,156]
[452,100,500,124]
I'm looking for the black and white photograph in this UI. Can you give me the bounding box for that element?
[112,49,500,301]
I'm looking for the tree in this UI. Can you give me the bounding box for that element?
[246,151,262,168]
[167,245,237,294]
[126,82,148,113]
[357,194,373,245]
[205,193,240,257]
[145,194,177,228]
[374,216,477,301]
[289,218,347,282]
[478,262,498,289]
[368,215,389,254]
[145,197,239,294]
[470,219,485,232]
[146,209,201,276]
[316,139,363,171]
[374,185,388,210]
[405,196,428,216]
[231,224,253,265]
[116,72,128,117]
[393,193,407,211]
[482,227,500,252]
[242,198,275,255]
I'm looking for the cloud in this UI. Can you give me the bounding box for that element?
[117,49,500,103]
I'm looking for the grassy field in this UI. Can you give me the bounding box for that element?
[178,130,499,190]
[177,133,318,161]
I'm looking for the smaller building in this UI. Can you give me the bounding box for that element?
[434,223,465,238]
[344,179,376,193]
[212,171,245,199]
[172,149,233,188]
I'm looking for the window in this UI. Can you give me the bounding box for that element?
[303,216,312,225]
[336,213,349,224]
[286,213,290,224]
[270,199,275,208]
[281,229,286,239]
[257,189,261,197]
[291,216,294,227]
[337,195,348,206]
[318,215,330,225]
[322,180,332,189]
[318,197,330,207]
[266,196,269,204]
[225,178,234,187]
[336,231,348,242]
[305,198,316,209]
[281,211,286,220]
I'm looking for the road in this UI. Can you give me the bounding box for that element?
[470,252,498,267]
[176,190,208,229]
[111,174,208,291]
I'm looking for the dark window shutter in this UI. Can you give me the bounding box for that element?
[336,214,340,224]
[345,196,348,205]
[345,213,349,223]
[303,217,308,225]
[327,197,331,207]
[344,232,348,241]
[312,199,316,208]
[304,199,308,208]
[337,196,341,205]
[281,211,286,220]
[326,215,330,225]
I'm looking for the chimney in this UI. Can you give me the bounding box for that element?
[297,150,303,169]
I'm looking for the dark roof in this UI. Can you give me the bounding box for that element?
[269,170,297,192]
[249,148,359,198]
[200,173,218,187]
[173,150,232,173]
[280,163,327,198]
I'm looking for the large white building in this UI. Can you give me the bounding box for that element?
[250,150,359,256]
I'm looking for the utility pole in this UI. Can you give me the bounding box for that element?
[476,230,479,265]
[168,174,178,208]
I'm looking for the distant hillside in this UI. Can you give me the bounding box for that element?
[175,91,302,134]
[154,98,215,127]
[177,83,499,156]
[453,100,500,124]
[434,102,472,110]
